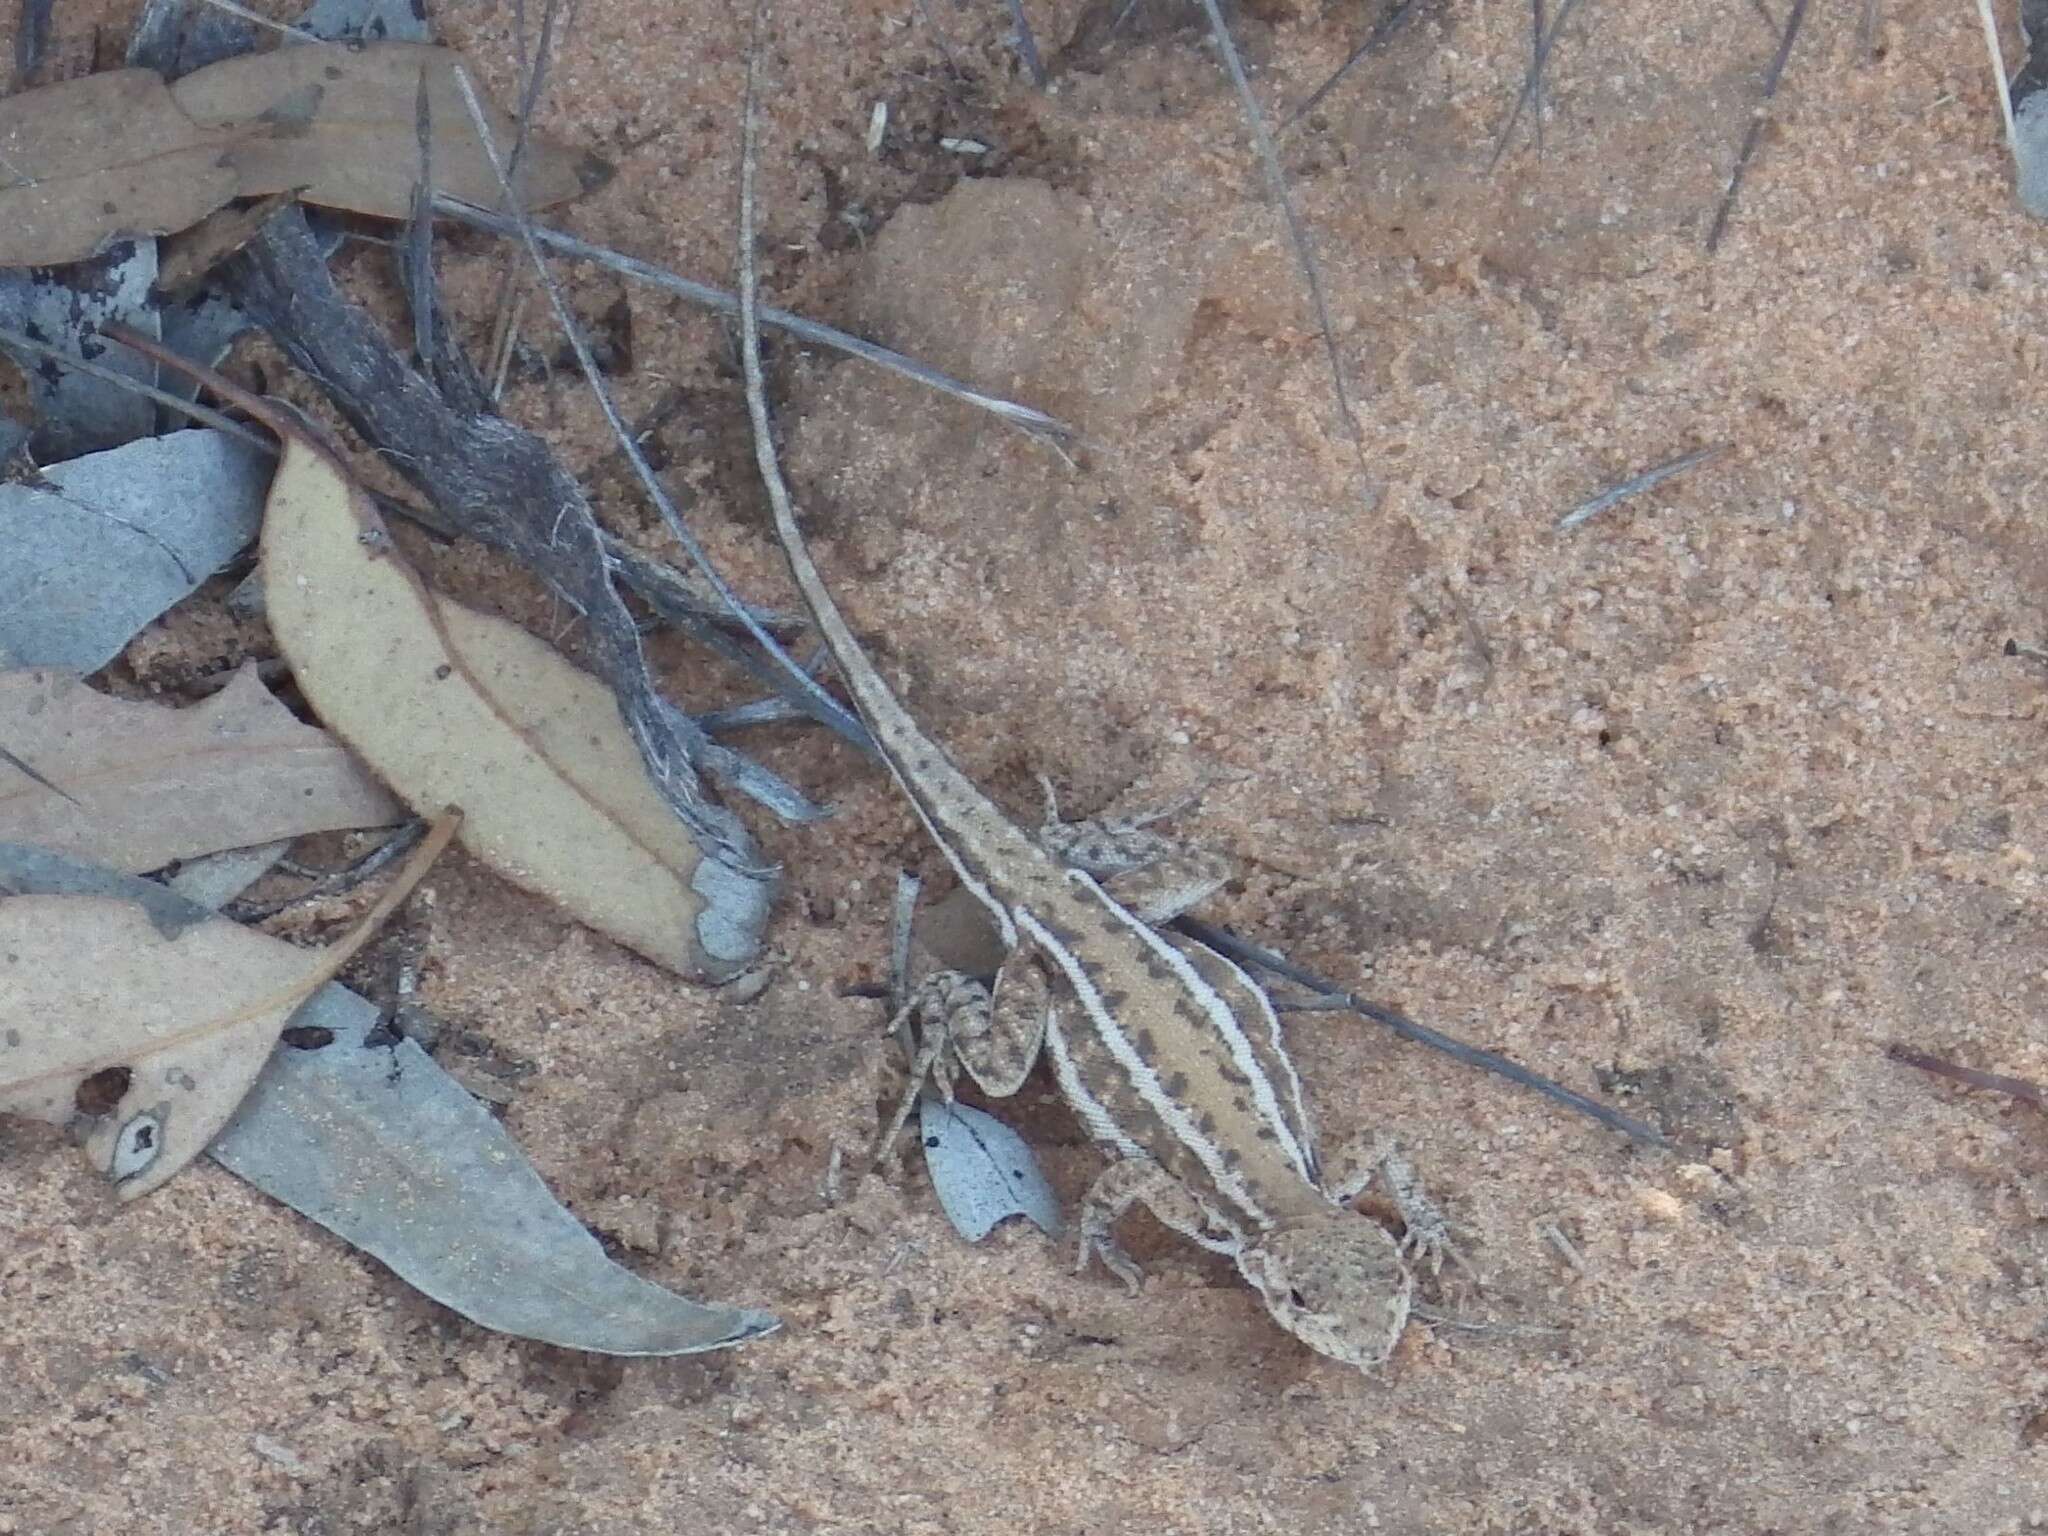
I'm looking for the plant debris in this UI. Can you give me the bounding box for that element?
[249,389,759,980]
[0,664,400,871]
[0,812,454,1199]
[0,842,776,1355]
[0,427,270,671]
[0,42,605,268]
[0,238,163,458]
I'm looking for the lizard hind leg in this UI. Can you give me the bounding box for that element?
[1075,1155,1237,1295]
[1034,777,1231,924]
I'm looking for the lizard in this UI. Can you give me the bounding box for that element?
[733,65,1449,1373]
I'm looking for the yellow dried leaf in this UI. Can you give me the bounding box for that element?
[0,813,454,1198]
[0,68,238,267]
[260,427,728,979]
[0,664,401,872]
[171,42,607,219]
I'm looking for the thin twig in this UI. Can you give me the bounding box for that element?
[1195,0,1362,446]
[192,0,318,42]
[1282,0,1421,129]
[1531,0,1546,156]
[227,821,428,922]
[1173,916,1670,1147]
[1490,0,1586,170]
[1003,0,1047,87]
[0,325,271,452]
[444,62,866,760]
[432,197,1071,441]
[1973,0,2019,156]
[1555,443,1727,531]
[1705,0,1811,255]
[1888,1044,2045,1110]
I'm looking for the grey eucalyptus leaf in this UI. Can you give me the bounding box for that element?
[919,1097,1060,1243]
[0,429,269,672]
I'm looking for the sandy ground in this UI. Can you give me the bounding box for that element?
[5,0,2048,1531]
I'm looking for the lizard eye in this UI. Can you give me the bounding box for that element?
[1287,1288,1308,1310]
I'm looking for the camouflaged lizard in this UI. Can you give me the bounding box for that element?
[735,96,1448,1374]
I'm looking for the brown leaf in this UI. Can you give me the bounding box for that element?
[0,811,454,1198]
[0,67,239,267]
[260,421,729,979]
[0,664,401,872]
[171,42,608,219]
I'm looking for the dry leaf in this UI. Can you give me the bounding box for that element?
[171,42,607,219]
[0,811,450,1199]
[261,423,732,979]
[0,67,237,266]
[0,664,401,872]
[154,190,299,295]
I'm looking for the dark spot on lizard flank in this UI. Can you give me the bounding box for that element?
[1196,1111,1217,1137]
[1218,1063,1251,1086]
[1222,1146,1243,1169]
[1162,1072,1190,1099]
[1255,1125,1277,1141]
[1136,949,1181,987]
[1097,988,1130,1014]
[1231,1096,1251,1115]
[1134,1030,1158,1064]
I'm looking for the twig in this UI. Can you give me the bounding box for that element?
[444,62,867,771]
[1003,0,1047,87]
[1173,915,1670,1147]
[1282,0,1421,129]
[1195,0,1362,446]
[1888,1044,2045,1110]
[192,0,319,42]
[1531,0,1546,156]
[1705,0,1811,255]
[1555,443,1727,531]
[0,325,270,451]
[227,821,428,922]
[1490,0,1586,170]
[1973,0,2019,156]
[432,197,1071,442]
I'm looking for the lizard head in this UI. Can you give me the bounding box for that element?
[1236,1214,1413,1370]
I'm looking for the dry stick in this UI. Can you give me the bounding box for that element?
[1531,0,1546,157]
[1889,1044,2045,1111]
[433,197,1070,441]
[0,319,787,639]
[191,0,318,42]
[1003,0,1047,87]
[1490,0,1586,170]
[1176,916,1669,1147]
[1973,0,2019,156]
[481,0,567,396]
[1705,0,1811,255]
[444,64,866,763]
[1555,443,1728,532]
[1282,0,1422,130]
[1195,0,1362,447]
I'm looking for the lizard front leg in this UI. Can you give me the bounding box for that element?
[1075,1155,1238,1293]
[1324,1132,1455,1273]
[873,947,1055,1163]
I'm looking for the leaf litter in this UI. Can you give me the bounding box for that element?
[0,427,270,671]
[0,42,604,267]
[0,664,400,872]
[0,843,775,1355]
[0,810,456,1199]
[238,375,759,981]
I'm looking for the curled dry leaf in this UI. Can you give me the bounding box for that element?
[0,664,400,872]
[171,42,608,219]
[261,416,737,979]
[0,812,455,1198]
[0,67,236,267]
